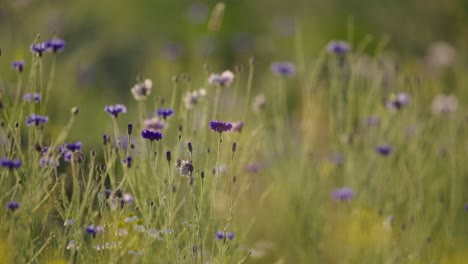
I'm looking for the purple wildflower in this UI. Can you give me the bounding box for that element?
[1,157,22,169]
[30,42,48,56]
[209,120,232,133]
[208,70,235,86]
[23,93,41,103]
[227,232,235,240]
[386,92,410,111]
[12,60,25,72]
[86,225,97,237]
[26,114,49,126]
[216,231,224,240]
[63,151,73,162]
[65,142,82,152]
[141,129,163,142]
[7,201,20,212]
[104,104,127,118]
[270,62,296,76]
[331,187,355,201]
[327,40,351,55]
[376,145,392,156]
[46,38,66,53]
[156,108,174,119]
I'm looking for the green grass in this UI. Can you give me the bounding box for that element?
[0,9,468,264]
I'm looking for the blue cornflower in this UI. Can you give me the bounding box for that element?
[331,187,355,201]
[65,142,83,152]
[23,93,41,103]
[86,225,97,237]
[30,42,48,57]
[12,60,25,72]
[376,145,392,156]
[270,62,296,76]
[7,200,20,212]
[227,232,235,240]
[216,231,224,240]
[209,120,232,133]
[1,157,22,169]
[141,129,163,142]
[26,114,49,126]
[63,151,73,162]
[45,38,65,53]
[104,104,127,118]
[327,40,351,55]
[156,108,174,119]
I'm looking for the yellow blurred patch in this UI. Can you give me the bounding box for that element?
[0,240,12,263]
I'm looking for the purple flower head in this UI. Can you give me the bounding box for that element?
[23,93,41,103]
[86,225,97,237]
[231,121,244,132]
[1,157,22,169]
[30,42,48,56]
[12,60,25,72]
[216,231,224,240]
[66,142,82,152]
[141,129,163,142]
[7,200,20,212]
[156,108,174,119]
[386,92,410,111]
[63,151,73,162]
[26,114,49,126]
[208,70,235,86]
[327,40,351,55]
[331,187,355,201]
[104,189,112,199]
[227,232,235,240]
[464,203,468,212]
[376,145,392,156]
[270,62,296,76]
[45,38,65,53]
[209,120,232,133]
[105,104,127,118]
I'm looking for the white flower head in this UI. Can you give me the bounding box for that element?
[125,213,138,223]
[208,70,235,86]
[144,116,166,131]
[131,79,153,100]
[147,228,163,240]
[183,88,207,109]
[66,240,76,250]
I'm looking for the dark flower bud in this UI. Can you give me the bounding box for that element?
[127,124,133,135]
[232,142,237,153]
[201,171,205,179]
[91,150,96,157]
[232,176,237,184]
[178,125,183,132]
[114,189,123,198]
[166,151,171,162]
[188,142,193,153]
[103,134,108,145]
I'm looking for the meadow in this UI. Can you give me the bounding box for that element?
[0,1,467,263]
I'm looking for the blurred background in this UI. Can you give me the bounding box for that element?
[0,0,467,144]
